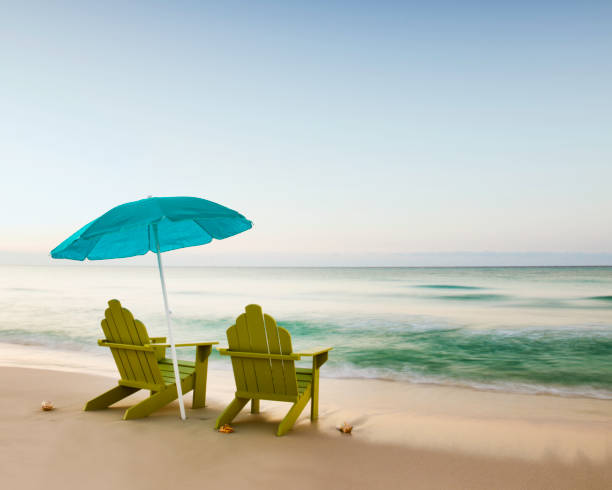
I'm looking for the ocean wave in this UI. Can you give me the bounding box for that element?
[2,320,612,399]
[0,328,99,352]
[588,295,612,302]
[4,318,611,387]
[323,364,612,400]
[434,293,509,301]
[290,323,612,396]
[415,284,484,290]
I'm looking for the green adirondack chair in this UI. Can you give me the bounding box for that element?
[215,304,332,436]
[84,299,217,420]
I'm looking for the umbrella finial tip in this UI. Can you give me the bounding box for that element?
[147,195,153,199]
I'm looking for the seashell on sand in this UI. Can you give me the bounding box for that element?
[336,422,353,434]
[41,400,54,411]
[218,424,234,433]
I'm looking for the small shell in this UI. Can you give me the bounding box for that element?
[337,422,353,434]
[218,424,234,433]
[41,400,54,411]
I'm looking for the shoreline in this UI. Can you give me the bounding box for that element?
[1,365,610,489]
[1,341,611,401]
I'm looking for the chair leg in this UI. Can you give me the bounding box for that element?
[122,375,194,420]
[84,385,139,411]
[311,370,320,421]
[192,345,211,409]
[123,386,179,420]
[251,399,260,414]
[277,386,312,436]
[215,397,249,429]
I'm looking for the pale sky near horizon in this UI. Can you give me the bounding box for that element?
[1,1,611,266]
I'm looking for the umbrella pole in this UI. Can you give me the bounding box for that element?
[153,226,186,420]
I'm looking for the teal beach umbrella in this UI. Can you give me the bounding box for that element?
[51,196,252,419]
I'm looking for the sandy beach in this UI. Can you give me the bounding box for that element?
[2,365,610,490]
[3,0,612,487]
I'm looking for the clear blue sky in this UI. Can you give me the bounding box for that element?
[1,1,611,265]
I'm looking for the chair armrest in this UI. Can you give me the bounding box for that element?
[217,348,301,361]
[297,347,331,370]
[296,347,333,356]
[149,337,167,343]
[150,341,219,348]
[98,340,155,352]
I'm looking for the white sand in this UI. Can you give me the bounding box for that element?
[1,365,611,489]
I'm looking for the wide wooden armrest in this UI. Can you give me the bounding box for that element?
[217,347,301,361]
[151,341,218,348]
[149,337,167,343]
[296,347,333,356]
[98,340,155,352]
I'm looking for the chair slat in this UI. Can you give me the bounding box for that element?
[120,307,156,384]
[245,304,275,394]
[108,301,148,383]
[158,363,195,376]
[101,318,128,379]
[263,314,288,394]
[226,325,247,391]
[234,313,259,392]
[104,307,136,381]
[134,319,163,385]
[278,327,298,395]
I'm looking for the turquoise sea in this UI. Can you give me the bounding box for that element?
[1,265,611,398]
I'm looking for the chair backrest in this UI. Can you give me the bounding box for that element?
[226,304,298,398]
[101,299,164,388]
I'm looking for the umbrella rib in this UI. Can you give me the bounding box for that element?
[147,224,153,253]
[81,236,103,260]
[192,219,215,239]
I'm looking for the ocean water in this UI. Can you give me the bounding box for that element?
[1,265,611,398]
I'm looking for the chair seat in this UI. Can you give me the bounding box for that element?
[296,368,313,396]
[158,359,196,385]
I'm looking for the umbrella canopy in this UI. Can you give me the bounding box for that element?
[51,196,252,260]
[51,196,252,420]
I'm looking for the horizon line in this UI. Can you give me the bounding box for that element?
[2,264,612,269]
